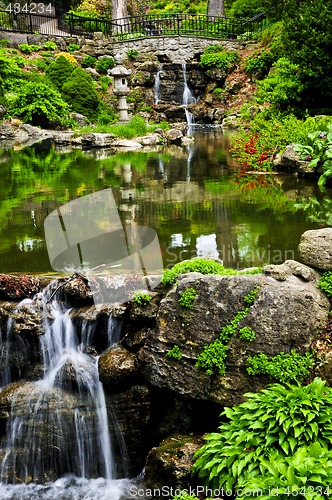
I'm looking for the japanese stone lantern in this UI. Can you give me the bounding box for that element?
[109,53,132,123]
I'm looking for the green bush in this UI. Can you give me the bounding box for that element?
[18,43,40,54]
[96,57,115,74]
[9,81,70,128]
[43,41,57,50]
[162,258,237,285]
[46,55,75,90]
[244,49,276,79]
[0,54,22,79]
[193,377,332,491]
[229,0,265,18]
[68,43,80,52]
[81,55,97,68]
[246,350,315,383]
[62,67,100,121]
[200,46,239,71]
[257,57,305,109]
[126,49,139,60]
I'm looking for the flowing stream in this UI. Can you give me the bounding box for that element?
[0,287,138,499]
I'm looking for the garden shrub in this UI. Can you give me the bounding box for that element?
[18,43,40,54]
[81,55,96,68]
[43,41,57,50]
[193,377,332,490]
[95,57,115,74]
[46,55,76,90]
[62,67,100,120]
[244,49,276,80]
[0,54,22,79]
[9,81,70,128]
[55,51,78,66]
[256,57,305,109]
[200,46,239,71]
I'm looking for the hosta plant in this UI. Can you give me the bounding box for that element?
[294,124,332,189]
[193,378,332,490]
[238,442,332,499]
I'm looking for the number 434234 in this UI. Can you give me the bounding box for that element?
[6,3,53,14]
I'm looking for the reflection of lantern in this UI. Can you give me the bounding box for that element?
[109,53,132,123]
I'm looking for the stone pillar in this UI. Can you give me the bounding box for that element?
[109,53,132,123]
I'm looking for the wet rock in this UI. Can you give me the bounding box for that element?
[144,434,202,492]
[98,344,138,390]
[0,274,40,301]
[59,276,94,307]
[138,272,330,406]
[298,228,332,271]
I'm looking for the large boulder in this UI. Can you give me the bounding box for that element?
[144,434,202,492]
[98,344,138,390]
[298,228,332,271]
[137,269,330,406]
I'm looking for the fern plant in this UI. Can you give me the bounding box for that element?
[193,378,332,491]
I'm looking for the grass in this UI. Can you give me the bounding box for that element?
[75,116,169,139]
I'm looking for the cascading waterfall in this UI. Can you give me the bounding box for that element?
[0,287,135,499]
[154,64,163,104]
[182,63,196,136]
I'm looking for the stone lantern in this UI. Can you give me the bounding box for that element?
[109,53,132,123]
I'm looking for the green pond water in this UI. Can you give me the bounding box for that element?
[0,128,331,275]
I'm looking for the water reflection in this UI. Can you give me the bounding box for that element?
[0,129,330,274]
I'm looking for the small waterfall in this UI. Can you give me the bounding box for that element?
[0,289,132,498]
[182,63,196,136]
[154,64,163,104]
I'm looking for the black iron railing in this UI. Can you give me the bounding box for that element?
[0,10,270,40]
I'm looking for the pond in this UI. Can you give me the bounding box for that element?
[0,128,330,275]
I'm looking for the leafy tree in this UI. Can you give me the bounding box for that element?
[261,0,332,113]
[62,67,100,120]
[9,81,70,128]
[229,0,264,19]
